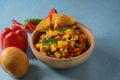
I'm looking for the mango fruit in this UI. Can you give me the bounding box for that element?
[0,47,29,78]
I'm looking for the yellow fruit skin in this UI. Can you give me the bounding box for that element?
[1,47,29,78]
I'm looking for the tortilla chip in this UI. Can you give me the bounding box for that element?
[36,17,51,32]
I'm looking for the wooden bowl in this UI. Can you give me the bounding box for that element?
[30,23,95,69]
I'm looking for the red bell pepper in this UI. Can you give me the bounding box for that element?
[12,19,32,33]
[46,8,57,21]
[12,19,23,28]
[0,26,28,52]
[25,21,36,32]
[49,8,57,21]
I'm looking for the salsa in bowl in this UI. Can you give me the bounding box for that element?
[30,11,95,68]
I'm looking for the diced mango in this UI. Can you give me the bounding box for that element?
[35,43,41,50]
[40,52,47,56]
[40,44,50,52]
[65,29,73,35]
[47,30,59,37]
[63,33,70,39]
[57,41,68,48]
[50,43,57,52]
[54,51,62,58]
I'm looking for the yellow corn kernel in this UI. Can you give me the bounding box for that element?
[57,41,68,48]
[65,29,73,34]
[54,51,62,58]
[50,43,57,52]
[40,44,50,52]
[40,52,47,56]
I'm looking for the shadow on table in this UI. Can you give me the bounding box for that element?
[26,44,36,59]
[51,61,90,80]
[18,64,43,80]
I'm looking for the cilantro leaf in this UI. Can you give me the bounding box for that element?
[42,38,58,46]
[57,27,71,33]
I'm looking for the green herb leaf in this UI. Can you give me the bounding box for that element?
[42,38,58,46]
[57,27,71,33]
[23,18,42,28]
[24,18,42,25]
[47,52,51,56]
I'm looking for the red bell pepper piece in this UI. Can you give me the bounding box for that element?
[24,28,33,33]
[12,19,23,28]
[49,8,57,21]
[46,8,57,21]
[25,21,36,32]
[12,19,32,33]
[0,26,28,52]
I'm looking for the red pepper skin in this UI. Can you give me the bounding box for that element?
[46,8,57,21]
[15,29,28,51]
[24,28,33,33]
[12,19,32,33]
[0,26,28,52]
[25,21,36,32]
[12,19,23,28]
[0,28,11,49]
[49,8,57,21]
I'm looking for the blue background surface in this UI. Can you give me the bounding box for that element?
[0,0,120,80]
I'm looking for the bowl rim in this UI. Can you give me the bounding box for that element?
[30,22,95,61]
